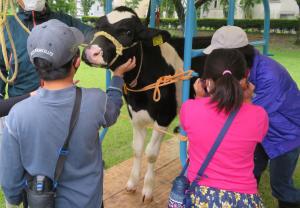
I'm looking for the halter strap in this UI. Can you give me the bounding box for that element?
[91,31,139,67]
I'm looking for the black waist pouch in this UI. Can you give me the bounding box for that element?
[25,175,56,208]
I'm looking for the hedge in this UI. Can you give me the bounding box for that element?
[81,16,299,34]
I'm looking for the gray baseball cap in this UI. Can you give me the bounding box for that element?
[27,19,84,69]
[203,26,249,54]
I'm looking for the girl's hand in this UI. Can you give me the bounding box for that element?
[243,82,255,103]
[193,78,206,98]
[113,57,136,77]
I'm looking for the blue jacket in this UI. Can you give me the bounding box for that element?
[0,77,124,207]
[0,8,94,98]
[249,51,300,159]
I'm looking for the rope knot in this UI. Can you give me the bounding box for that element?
[124,69,194,102]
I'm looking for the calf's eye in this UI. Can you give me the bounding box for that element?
[126,30,132,36]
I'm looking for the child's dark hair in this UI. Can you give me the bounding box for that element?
[33,48,80,81]
[203,48,247,113]
[237,44,255,69]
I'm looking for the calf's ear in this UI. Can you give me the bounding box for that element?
[137,28,171,47]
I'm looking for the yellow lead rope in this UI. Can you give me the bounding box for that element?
[124,70,194,102]
[0,0,30,84]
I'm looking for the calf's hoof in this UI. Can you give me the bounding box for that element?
[142,188,153,204]
[142,194,153,204]
[125,187,137,194]
[125,182,137,194]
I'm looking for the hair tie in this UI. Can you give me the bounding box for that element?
[223,70,232,75]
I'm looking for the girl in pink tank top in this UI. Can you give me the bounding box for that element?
[180,49,268,207]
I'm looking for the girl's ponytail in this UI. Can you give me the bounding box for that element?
[210,72,243,113]
[203,49,247,113]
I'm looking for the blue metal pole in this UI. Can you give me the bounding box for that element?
[105,0,112,87]
[262,0,270,55]
[100,128,109,141]
[191,49,204,58]
[150,0,157,28]
[100,0,113,141]
[227,0,235,25]
[180,0,195,167]
[105,0,112,13]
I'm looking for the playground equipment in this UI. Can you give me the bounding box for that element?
[99,0,271,167]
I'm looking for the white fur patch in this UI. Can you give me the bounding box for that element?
[128,105,154,127]
[107,11,134,24]
[159,43,183,70]
[159,43,184,112]
[145,122,167,159]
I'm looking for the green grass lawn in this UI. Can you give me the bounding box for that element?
[0,34,299,207]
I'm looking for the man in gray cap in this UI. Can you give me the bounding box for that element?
[204,25,300,208]
[0,19,136,208]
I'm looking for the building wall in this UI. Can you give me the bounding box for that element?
[200,0,299,19]
[77,0,150,18]
[76,0,84,17]
[89,1,105,16]
[77,0,300,19]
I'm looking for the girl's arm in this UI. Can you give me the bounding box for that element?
[0,94,30,117]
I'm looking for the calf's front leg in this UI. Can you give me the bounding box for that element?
[142,122,166,203]
[126,123,147,193]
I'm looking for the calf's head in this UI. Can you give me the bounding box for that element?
[82,6,171,70]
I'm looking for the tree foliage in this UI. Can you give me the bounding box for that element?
[200,0,228,17]
[81,0,95,16]
[161,0,175,18]
[240,0,262,19]
[171,0,185,27]
[125,0,142,10]
[199,0,263,19]
[47,0,77,15]
[168,0,210,28]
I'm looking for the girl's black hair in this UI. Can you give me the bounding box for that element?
[237,44,255,68]
[203,48,247,113]
[33,49,80,81]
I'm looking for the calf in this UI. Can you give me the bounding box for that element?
[82,6,211,202]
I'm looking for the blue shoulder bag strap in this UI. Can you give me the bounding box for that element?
[190,109,240,189]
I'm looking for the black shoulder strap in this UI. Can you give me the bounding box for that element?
[54,87,82,184]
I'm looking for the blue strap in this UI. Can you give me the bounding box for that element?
[59,148,69,156]
[179,159,189,177]
[192,109,239,185]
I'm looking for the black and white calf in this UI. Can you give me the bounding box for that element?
[82,6,211,202]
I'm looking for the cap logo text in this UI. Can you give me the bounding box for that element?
[31,48,54,57]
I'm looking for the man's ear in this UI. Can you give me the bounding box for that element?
[137,27,171,47]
